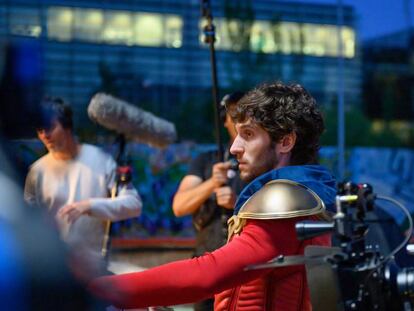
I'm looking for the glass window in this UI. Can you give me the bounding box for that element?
[200,18,355,58]
[201,18,254,52]
[209,18,228,49]
[342,27,355,58]
[46,6,183,48]
[47,7,73,41]
[165,15,183,48]
[226,19,250,51]
[134,13,163,46]
[220,19,250,51]
[73,8,103,42]
[279,22,302,54]
[323,25,339,56]
[9,6,41,37]
[302,24,355,58]
[250,21,274,53]
[302,24,328,56]
[102,10,133,45]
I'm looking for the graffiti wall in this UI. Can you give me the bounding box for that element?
[11,141,414,238]
[347,148,414,225]
[12,140,216,239]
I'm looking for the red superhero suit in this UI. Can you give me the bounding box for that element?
[90,217,329,310]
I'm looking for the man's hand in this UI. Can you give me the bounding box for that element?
[57,200,91,225]
[215,186,236,210]
[211,162,232,188]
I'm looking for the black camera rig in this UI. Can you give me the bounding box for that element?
[294,182,414,311]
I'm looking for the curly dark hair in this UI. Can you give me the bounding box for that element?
[219,91,245,122]
[229,82,325,165]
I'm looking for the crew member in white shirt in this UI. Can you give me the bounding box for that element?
[24,97,142,274]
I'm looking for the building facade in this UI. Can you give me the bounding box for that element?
[0,0,361,140]
[363,28,414,121]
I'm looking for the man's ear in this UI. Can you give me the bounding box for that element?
[278,132,296,153]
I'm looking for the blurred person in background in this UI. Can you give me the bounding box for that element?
[172,91,246,310]
[24,97,142,276]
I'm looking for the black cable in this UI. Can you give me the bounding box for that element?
[362,195,413,286]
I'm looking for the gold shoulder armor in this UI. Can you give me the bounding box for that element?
[237,179,326,220]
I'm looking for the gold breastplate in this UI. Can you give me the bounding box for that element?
[227,179,329,241]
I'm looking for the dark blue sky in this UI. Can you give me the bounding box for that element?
[286,0,414,40]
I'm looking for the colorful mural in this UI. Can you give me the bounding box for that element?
[11,141,414,239]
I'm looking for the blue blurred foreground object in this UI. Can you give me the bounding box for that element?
[0,144,96,310]
[0,41,101,310]
[0,220,27,310]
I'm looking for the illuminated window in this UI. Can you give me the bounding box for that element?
[47,7,73,41]
[73,8,103,42]
[201,18,251,51]
[225,19,250,51]
[9,7,41,37]
[45,6,183,48]
[302,24,355,58]
[134,13,163,46]
[322,25,339,56]
[302,24,329,56]
[102,10,134,45]
[165,15,183,48]
[279,22,302,54]
[210,19,228,49]
[211,19,231,49]
[342,27,355,58]
[200,18,355,58]
[250,21,275,53]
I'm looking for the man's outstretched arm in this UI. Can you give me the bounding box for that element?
[89,218,309,309]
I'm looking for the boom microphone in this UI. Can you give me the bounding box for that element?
[88,93,177,148]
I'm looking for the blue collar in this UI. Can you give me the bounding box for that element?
[234,165,337,215]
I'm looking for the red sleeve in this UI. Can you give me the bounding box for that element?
[89,217,328,309]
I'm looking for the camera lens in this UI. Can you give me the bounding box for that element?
[397,268,414,298]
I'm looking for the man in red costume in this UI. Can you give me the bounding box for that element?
[89,82,336,310]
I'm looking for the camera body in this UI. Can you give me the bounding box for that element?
[297,182,414,311]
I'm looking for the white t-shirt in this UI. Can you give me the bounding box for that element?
[24,144,142,260]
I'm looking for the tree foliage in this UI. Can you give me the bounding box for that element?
[321,106,413,147]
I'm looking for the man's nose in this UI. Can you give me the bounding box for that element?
[230,136,243,156]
